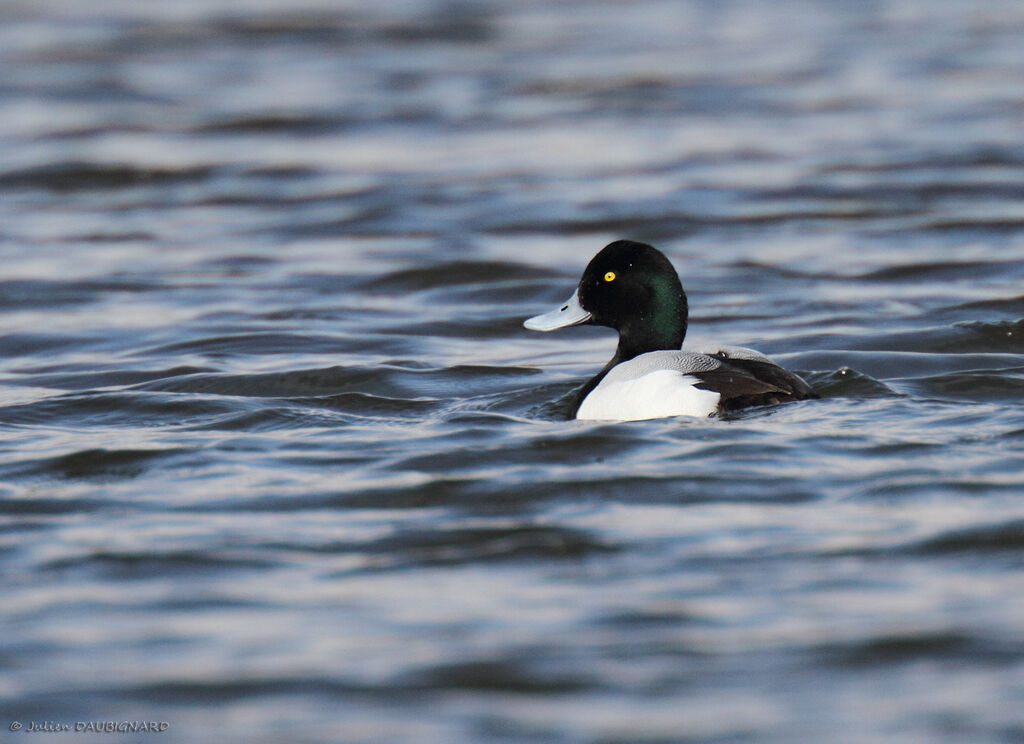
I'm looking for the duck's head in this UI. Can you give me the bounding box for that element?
[524,240,689,362]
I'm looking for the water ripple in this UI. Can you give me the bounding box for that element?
[4,1,1024,741]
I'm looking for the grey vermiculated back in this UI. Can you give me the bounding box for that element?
[599,350,723,384]
[704,345,777,365]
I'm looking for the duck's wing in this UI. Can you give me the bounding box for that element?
[601,351,785,409]
[581,349,816,418]
[704,346,818,408]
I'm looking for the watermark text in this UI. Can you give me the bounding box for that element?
[9,721,169,734]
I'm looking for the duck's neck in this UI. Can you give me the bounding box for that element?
[613,283,688,364]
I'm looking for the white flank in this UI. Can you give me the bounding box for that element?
[576,371,721,422]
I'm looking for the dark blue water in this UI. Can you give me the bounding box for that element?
[3,1,1024,742]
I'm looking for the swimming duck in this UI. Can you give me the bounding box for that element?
[524,240,817,421]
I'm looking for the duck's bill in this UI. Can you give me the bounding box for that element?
[524,289,592,331]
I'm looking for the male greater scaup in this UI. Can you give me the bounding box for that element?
[524,240,818,421]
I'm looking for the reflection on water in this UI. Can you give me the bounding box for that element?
[3,1,1024,742]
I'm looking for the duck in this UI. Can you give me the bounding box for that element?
[524,240,818,421]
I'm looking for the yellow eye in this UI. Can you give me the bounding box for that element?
[604,271,616,282]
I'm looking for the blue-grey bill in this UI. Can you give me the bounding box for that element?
[523,289,592,331]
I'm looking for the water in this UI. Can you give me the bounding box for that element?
[3,1,1024,742]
